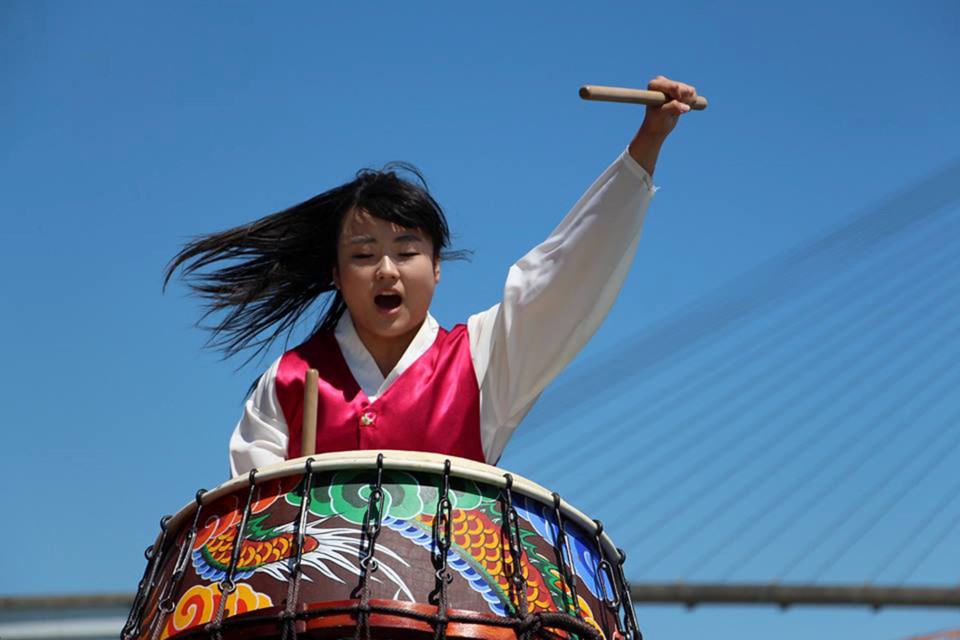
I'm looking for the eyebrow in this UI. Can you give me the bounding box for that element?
[346,232,425,245]
[347,234,377,246]
[394,232,425,243]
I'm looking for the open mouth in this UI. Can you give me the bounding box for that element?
[374,294,402,311]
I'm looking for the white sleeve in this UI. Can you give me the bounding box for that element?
[470,148,656,463]
[229,357,290,477]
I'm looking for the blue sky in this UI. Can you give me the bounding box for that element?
[2,2,959,638]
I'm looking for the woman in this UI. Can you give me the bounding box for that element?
[165,75,698,477]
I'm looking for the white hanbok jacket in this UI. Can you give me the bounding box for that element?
[230,149,656,477]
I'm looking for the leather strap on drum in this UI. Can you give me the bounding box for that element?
[206,470,259,640]
[279,458,316,640]
[353,453,387,640]
[551,493,584,625]
[150,490,208,640]
[500,474,531,628]
[122,516,172,640]
[430,460,455,640]
[614,549,642,640]
[591,520,627,640]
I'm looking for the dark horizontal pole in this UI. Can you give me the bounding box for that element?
[3,583,959,612]
[630,583,960,608]
[0,593,133,610]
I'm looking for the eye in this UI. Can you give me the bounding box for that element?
[398,252,419,258]
[352,253,374,260]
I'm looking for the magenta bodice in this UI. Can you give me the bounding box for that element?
[275,325,485,462]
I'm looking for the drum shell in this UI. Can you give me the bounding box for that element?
[130,452,624,640]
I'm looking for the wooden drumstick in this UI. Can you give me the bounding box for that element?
[579,84,709,110]
[301,368,319,457]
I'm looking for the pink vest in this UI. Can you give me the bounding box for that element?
[275,324,485,462]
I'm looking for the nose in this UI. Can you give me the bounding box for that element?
[375,255,399,280]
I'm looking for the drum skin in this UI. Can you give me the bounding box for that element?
[130,453,622,640]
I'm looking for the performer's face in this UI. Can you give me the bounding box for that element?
[333,209,440,346]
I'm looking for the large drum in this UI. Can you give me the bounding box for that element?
[123,451,641,640]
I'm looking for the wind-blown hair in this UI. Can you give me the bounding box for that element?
[164,162,466,364]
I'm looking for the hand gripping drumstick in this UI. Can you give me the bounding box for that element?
[301,368,319,456]
[579,84,709,110]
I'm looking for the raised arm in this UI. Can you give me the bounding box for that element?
[627,75,698,176]
[470,75,697,463]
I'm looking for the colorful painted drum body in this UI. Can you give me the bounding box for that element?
[123,451,639,640]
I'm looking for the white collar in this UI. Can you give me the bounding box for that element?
[334,311,440,400]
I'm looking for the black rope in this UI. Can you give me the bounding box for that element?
[281,458,315,640]
[353,453,385,640]
[592,520,624,640]
[501,473,531,636]
[430,460,454,640]
[121,543,159,639]
[614,549,642,640]
[122,514,172,639]
[150,490,207,640]
[551,493,583,628]
[207,469,258,640]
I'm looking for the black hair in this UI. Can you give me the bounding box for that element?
[164,162,467,364]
